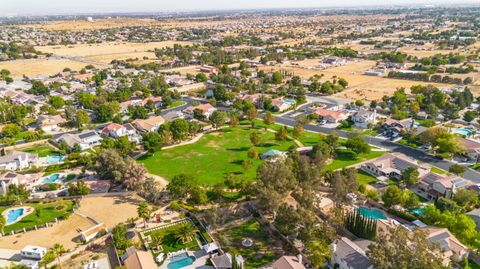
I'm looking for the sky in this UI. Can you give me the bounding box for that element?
[1,0,477,15]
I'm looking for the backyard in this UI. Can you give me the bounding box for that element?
[216,218,284,269]
[143,221,200,254]
[1,199,75,233]
[20,144,62,157]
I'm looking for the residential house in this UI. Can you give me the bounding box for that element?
[200,65,219,75]
[162,111,185,122]
[330,237,373,269]
[211,253,244,269]
[183,103,217,118]
[351,110,377,129]
[37,114,66,133]
[80,223,107,242]
[56,131,102,150]
[240,93,263,107]
[0,151,39,171]
[272,255,306,269]
[314,108,347,123]
[272,98,294,112]
[361,153,430,181]
[123,247,157,269]
[102,123,128,138]
[458,138,480,162]
[120,96,162,113]
[425,227,469,265]
[20,246,47,260]
[0,172,41,194]
[467,208,480,230]
[132,116,165,133]
[414,172,469,200]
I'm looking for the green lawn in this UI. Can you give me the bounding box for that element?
[221,219,280,269]
[430,166,450,175]
[138,123,297,185]
[324,149,385,171]
[20,144,61,157]
[144,222,200,253]
[357,170,378,185]
[1,200,74,233]
[168,101,187,109]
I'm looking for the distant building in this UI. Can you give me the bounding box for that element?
[132,116,165,133]
[20,246,47,260]
[56,131,102,150]
[314,108,347,123]
[361,152,430,181]
[200,65,219,75]
[123,247,157,269]
[272,255,306,269]
[0,151,39,171]
[80,223,107,242]
[351,110,377,129]
[330,237,373,269]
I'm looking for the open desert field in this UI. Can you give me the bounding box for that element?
[29,18,165,31]
[77,195,143,227]
[260,60,452,101]
[0,59,100,79]
[35,41,195,58]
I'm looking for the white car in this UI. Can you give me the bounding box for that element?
[319,120,327,125]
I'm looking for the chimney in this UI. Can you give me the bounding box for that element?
[296,254,303,264]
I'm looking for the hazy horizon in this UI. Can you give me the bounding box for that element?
[2,0,479,16]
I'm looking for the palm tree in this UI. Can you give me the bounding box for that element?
[174,223,198,244]
[51,243,65,269]
[0,215,6,235]
[137,202,151,228]
[39,251,55,269]
[150,234,164,251]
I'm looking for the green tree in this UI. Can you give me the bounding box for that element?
[137,202,151,228]
[293,123,304,137]
[449,164,466,175]
[248,147,259,159]
[272,71,283,84]
[264,111,275,125]
[344,130,370,157]
[275,126,288,141]
[75,110,90,129]
[174,222,198,244]
[169,118,190,141]
[142,132,163,153]
[382,186,404,208]
[67,180,90,196]
[0,215,5,235]
[51,244,65,269]
[401,167,419,186]
[250,131,261,146]
[209,110,226,129]
[167,174,197,199]
[49,96,65,109]
[245,107,258,127]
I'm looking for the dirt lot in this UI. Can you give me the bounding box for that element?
[35,41,195,58]
[0,195,143,250]
[0,59,100,79]
[29,18,165,32]
[260,60,453,101]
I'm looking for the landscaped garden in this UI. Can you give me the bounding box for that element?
[324,149,384,171]
[143,221,201,254]
[0,199,75,233]
[217,219,283,269]
[20,144,61,157]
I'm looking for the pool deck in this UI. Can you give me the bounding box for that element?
[2,206,34,225]
[158,250,211,269]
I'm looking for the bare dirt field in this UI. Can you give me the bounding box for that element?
[0,195,143,250]
[260,60,452,101]
[29,18,165,31]
[0,59,100,79]
[77,195,143,227]
[0,214,93,250]
[35,41,195,58]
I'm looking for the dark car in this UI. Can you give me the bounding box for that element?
[434,155,444,160]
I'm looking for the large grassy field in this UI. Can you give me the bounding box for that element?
[139,123,299,185]
[1,199,74,233]
[138,121,384,185]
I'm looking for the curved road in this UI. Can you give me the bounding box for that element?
[274,115,480,184]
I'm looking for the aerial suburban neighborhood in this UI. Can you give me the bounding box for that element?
[0,0,480,269]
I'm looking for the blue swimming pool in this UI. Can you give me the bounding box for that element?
[359,207,387,220]
[6,208,24,224]
[410,207,425,215]
[452,128,474,136]
[42,173,61,183]
[283,99,296,105]
[47,155,66,164]
[167,253,195,269]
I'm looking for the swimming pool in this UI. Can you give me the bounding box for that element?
[42,173,61,183]
[283,99,296,105]
[410,207,425,215]
[47,155,66,164]
[359,207,387,220]
[167,253,195,269]
[452,128,474,136]
[6,208,25,224]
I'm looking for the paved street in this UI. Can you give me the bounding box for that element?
[274,115,480,184]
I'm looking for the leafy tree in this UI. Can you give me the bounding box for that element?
[264,111,275,125]
[195,73,208,82]
[75,110,90,129]
[137,202,151,228]
[167,174,197,199]
[344,208,377,240]
[401,167,419,186]
[174,222,198,244]
[169,118,190,141]
[209,110,226,129]
[49,96,65,109]
[367,227,446,269]
[275,126,288,141]
[325,131,340,158]
[0,215,5,235]
[344,130,370,156]
[449,164,466,175]
[51,244,65,269]
[150,234,164,251]
[2,124,21,138]
[293,123,304,137]
[305,240,331,269]
[142,132,163,153]
[245,107,258,127]
[249,131,260,146]
[382,186,404,208]
[29,80,49,96]
[67,180,90,196]
[248,147,259,159]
